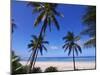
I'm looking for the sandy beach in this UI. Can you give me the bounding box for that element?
[20,61,95,71]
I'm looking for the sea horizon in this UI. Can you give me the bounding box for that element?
[21,56,96,62]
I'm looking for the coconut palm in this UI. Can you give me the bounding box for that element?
[11,19,16,33]
[62,31,82,70]
[81,6,96,47]
[28,2,63,35]
[27,35,49,72]
[12,51,23,74]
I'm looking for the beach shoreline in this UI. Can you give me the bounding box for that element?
[20,61,95,71]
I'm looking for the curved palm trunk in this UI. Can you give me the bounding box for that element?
[26,52,33,73]
[32,50,39,70]
[40,24,46,38]
[28,50,37,73]
[73,50,76,70]
[28,24,46,73]
[28,28,44,73]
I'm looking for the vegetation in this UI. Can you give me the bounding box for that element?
[81,6,96,47]
[11,51,23,74]
[44,66,58,72]
[27,35,49,72]
[12,2,96,74]
[11,19,16,33]
[31,67,42,73]
[27,2,63,73]
[62,31,82,70]
[28,2,63,35]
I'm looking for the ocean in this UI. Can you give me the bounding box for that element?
[22,56,96,62]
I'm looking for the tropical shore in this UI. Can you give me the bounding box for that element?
[20,61,95,71]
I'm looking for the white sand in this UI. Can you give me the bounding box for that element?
[20,61,95,71]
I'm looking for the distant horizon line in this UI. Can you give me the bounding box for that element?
[21,56,96,59]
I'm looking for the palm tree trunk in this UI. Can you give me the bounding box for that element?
[28,24,45,73]
[32,50,38,70]
[26,52,33,73]
[28,50,36,73]
[73,50,76,70]
[39,24,46,38]
[28,30,43,73]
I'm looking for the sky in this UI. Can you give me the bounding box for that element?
[12,1,96,59]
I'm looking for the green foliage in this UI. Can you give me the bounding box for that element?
[84,37,96,47]
[44,66,58,72]
[30,67,42,73]
[11,51,23,74]
[27,35,49,72]
[27,2,63,72]
[81,6,96,47]
[28,35,49,55]
[62,31,82,56]
[62,31,82,70]
[11,19,16,33]
[28,2,63,35]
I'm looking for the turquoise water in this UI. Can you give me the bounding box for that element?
[22,56,95,62]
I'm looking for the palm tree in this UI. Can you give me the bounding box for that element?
[11,19,16,33]
[28,2,63,36]
[12,51,23,74]
[81,6,96,47]
[27,35,49,73]
[62,31,82,70]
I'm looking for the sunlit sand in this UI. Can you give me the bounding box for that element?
[20,61,95,71]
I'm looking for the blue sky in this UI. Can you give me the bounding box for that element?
[12,1,95,59]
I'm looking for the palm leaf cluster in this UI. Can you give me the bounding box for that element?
[81,6,96,47]
[28,2,63,34]
[27,35,49,72]
[12,51,23,74]
[63,32,82,56]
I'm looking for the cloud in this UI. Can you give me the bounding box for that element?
[50,46,59,50]
[76,40,84,48]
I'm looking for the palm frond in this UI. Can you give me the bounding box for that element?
[63,36,67,40]
[27,2,43,14]
[27,2,41,7]
[12,19,17,33]
[68,48,71,56]
[74,36,80,41]
[62,44,66,49]
[81,6,96,48]
[52,9,64,17]
[34,11,46,27]
[82,6,96,24]
[12,57,19,62]
[42,41,49,44]
[51,14,60,30]
[47,17,52,32]
[74,47,78,56]
[42,15,48,33]
[84,37,96,48]
[39,46,43,55]
[42,45,48,52]
[68,45,72,56]
[32,35,38,40]
[64,45,69,52]
[28,43,33,48]
[75,44,82,53]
